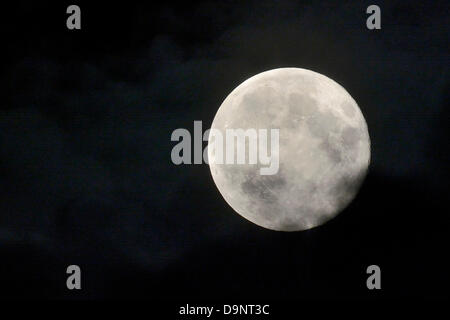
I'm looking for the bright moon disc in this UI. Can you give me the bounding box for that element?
[208,68,370,231]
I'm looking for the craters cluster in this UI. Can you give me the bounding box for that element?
[341,101,356,118]
[240,171,286,203]
[288,93,317,117]
[306,110,340,138]
[341,126,360,148]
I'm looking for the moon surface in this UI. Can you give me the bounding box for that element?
[208,68,370,231]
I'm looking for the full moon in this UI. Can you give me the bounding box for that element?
[208,68,370,231]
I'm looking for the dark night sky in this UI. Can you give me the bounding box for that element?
[0,0,448,300]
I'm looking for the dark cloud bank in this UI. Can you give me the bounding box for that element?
[0,0,448,299]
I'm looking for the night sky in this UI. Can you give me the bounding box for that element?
[0,0,448,301]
